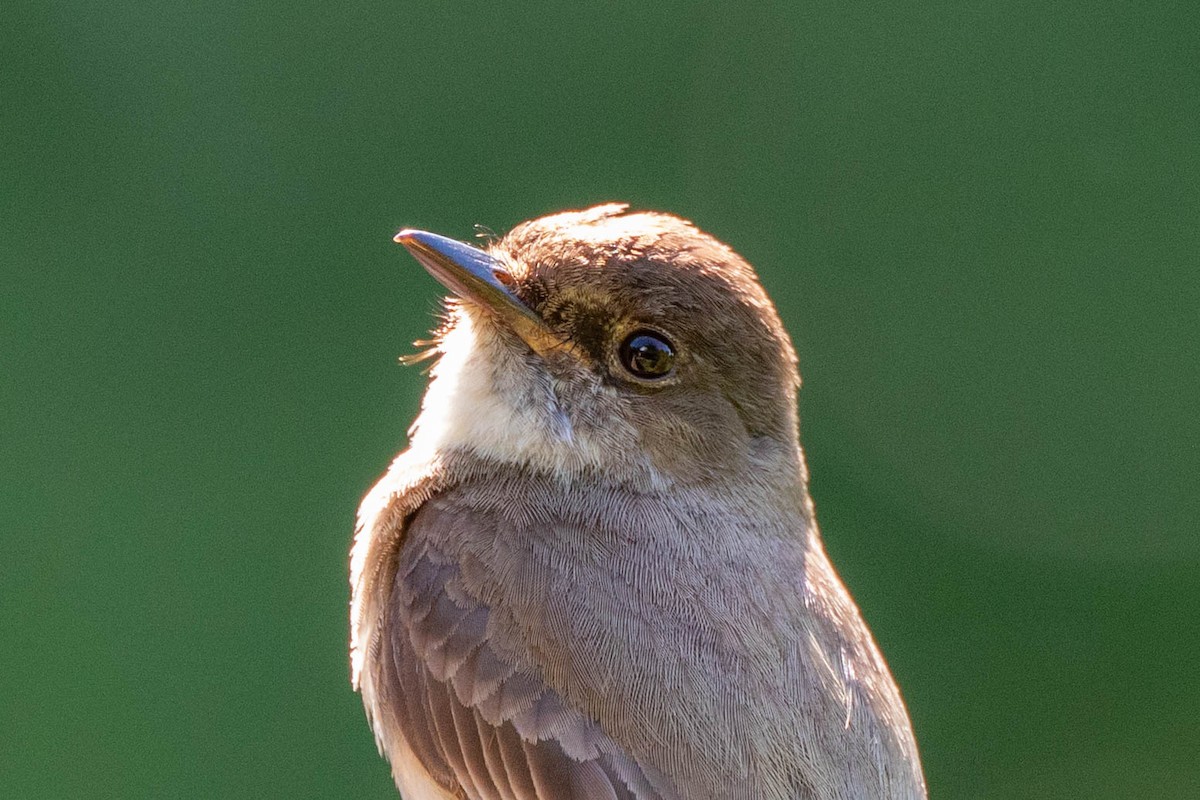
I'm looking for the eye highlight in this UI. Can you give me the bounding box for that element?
[618,330,676,379]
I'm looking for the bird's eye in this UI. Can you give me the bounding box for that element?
[618,331,676,379]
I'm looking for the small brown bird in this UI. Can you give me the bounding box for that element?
[350,204,926,799]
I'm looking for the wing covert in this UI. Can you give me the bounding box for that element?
[371,520,669,800]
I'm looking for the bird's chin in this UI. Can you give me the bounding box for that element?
[407,311,604,475]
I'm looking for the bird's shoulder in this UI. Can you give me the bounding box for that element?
[353,452,923,799]
[378,513,677,800]
[355,452,679,799]
[358,456,819,798]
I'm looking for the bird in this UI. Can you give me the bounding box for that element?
[350,203,926,799]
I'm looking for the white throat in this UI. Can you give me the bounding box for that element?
[407,312,635,478]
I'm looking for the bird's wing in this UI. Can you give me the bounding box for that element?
[372,528,675,800]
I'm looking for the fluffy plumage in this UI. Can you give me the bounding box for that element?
[351,205,926,799]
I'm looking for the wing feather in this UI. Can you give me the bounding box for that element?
[373,530,669,800]
[494,718,539,799]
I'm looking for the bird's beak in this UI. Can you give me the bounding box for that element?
[394,229,562,356]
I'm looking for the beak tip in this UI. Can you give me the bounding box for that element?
[393,229,417,245]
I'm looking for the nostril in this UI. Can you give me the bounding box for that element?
[493,270,517,290]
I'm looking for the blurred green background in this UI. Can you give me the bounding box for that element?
[3,2,1197,797]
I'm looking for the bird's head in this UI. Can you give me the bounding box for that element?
[397,204,802,489]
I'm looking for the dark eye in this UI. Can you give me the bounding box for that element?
[618,330,676,379]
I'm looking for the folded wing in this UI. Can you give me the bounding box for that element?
[374,533,675,800]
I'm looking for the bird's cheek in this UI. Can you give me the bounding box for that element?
[637,401,748,480]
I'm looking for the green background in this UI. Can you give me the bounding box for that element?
[4,2,1197,797]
